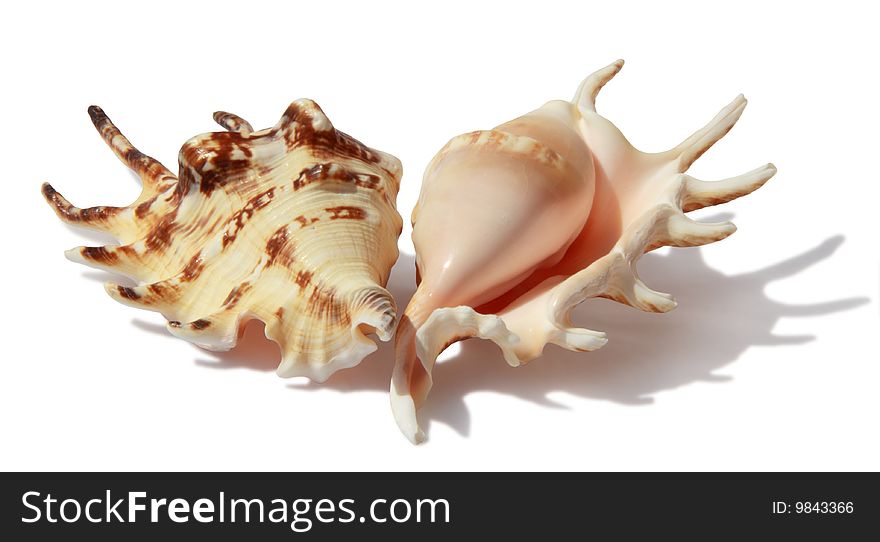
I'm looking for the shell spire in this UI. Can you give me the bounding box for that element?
[43,100,404,382]
[392,60,776,443]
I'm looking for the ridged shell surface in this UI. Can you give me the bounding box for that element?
[43,100,403,382]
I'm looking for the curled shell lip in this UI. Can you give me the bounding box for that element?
[392,60,776,444]
[43,99,404,383]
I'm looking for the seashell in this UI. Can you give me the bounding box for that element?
[393,60,776,443]
[42,100,403,382]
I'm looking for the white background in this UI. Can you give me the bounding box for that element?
[1,1,877,471]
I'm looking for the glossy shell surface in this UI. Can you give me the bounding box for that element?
[392,61,776,442]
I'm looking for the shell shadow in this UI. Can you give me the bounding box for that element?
[126,297,281,370]
[130,317,282,373]
[119,227,868,440]
[289,231,868,439]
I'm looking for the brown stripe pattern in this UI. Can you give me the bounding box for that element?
[41,98,403,383]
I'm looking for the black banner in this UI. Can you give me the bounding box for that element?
[1,473,876,539]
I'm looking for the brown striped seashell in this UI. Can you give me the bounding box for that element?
[392,60,776,443]
[43,100,403,382]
